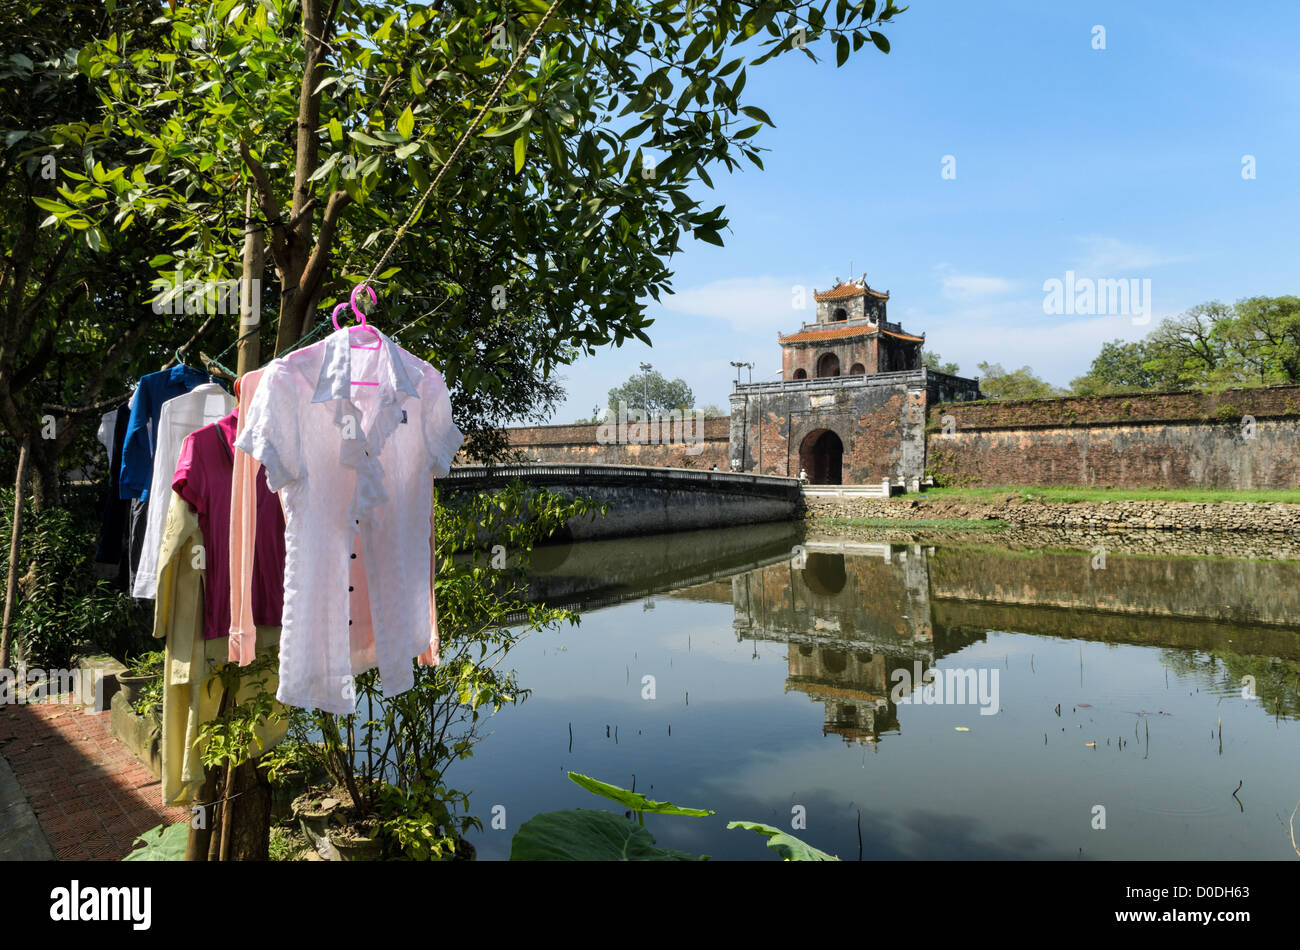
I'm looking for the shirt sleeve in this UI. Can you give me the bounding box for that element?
[119,376,155,499]
[420,367,464,477]
[233,363,302,493]
[171,432,203,514]
[229,397,262,665]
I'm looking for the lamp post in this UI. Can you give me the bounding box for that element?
[638,361,652,418]
[729,360,753,386]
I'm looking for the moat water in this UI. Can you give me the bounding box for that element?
[453,524,1300,860]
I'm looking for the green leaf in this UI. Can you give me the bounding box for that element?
[31,196,71,215]
[836,34,849,67]
[510,810,707,861]
[870,30,891,54]
[396,106,415,140]
[567,772,714,816]
[513,133,526,174]
[122,822,189,861]
[327,118,343,144]
[739,105,774,126]
[726,821,840,861]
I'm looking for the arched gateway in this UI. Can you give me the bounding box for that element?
[799,428,844,485]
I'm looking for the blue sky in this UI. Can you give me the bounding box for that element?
[545,1,1300,423]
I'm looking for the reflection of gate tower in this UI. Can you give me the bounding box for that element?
[731,542,942,745]
[728,274,981,486]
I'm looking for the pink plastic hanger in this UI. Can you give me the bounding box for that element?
[331,284,382,386]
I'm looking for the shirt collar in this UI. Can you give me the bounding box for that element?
[168,364,204,385]
[310,325,419,403]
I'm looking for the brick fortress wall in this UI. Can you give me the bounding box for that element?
[482,415,732,470]
[926,384,1300,489]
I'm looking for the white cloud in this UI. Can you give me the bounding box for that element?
[659,274,817,333]
[918,300,1169,387]
[932,263,1017,300]
[1070,236,1185,274]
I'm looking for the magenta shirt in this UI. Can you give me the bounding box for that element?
[172,409,285,639]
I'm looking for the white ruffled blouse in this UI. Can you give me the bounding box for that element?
[234,325,463,713]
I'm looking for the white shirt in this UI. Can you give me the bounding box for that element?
[132,383,235,599]
[235,326,463,714]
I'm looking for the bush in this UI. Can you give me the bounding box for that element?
[0,487,152,668]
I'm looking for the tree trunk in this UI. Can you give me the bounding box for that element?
[237,188,264,375]
[0,435,31,671]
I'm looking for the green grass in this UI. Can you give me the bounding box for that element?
[922,486,1300,504]
[819,517,1010,530]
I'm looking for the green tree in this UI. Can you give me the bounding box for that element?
[42,0,904,460]
[975,361,1062,401]
[1219,295,1300,384]
[923,351,960,376]
[608,369,693,416]
[1069,340,1159,395]
[1140,302,1233,389]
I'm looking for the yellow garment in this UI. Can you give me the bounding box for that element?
[153,489,287,806]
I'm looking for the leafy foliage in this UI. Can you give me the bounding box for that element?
[121,821,189,861]
[923,351,961,376]
[725,820,839,860]
[510,809,706,861]
[0,487,151,667]
[1071,297,1300,396]
[606,368,695,416]
[509,771,835,861]
[974,361,1063,401]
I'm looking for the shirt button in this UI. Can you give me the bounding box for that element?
[350,553,357,559]
[349,586,354,592]
[349,620,353,626]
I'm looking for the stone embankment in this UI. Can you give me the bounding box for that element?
[803,495,1300,532]
[803,495,1300,550]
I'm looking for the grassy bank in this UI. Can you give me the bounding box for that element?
[922,486,1300,504]
[819,517,1010,530]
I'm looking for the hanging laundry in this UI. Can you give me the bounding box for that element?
[152,488,285,807]
[132,383,234,599]
[118,365,214,501]
[173,407,284,641]
[227,368,284,666]
[235,324,462,714]
[93,400,133,590]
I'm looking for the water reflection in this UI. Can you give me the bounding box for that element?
[457,527,1300,859]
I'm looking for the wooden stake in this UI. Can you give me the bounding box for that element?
[0,435,31,671]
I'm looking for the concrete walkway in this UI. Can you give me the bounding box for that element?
[0,698,188,861]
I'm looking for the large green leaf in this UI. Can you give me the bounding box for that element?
[122,822,190,861]
[510,809,707,861]
[726,821,840,861]
[567,771,714,816]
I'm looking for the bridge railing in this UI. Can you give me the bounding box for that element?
[438,462,801,492]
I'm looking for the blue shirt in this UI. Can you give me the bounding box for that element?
[119,365,223,501]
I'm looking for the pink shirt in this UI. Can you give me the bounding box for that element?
[173,409,284,640]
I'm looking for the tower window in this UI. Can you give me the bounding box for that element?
[816,352,841,378]
[793,368,808,379]
[849,363,865,375]
[832,307,848,322]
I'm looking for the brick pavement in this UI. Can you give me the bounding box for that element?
[0,697,188,861]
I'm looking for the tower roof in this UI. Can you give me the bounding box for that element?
[780,326,923,345]
[813,279,890,302]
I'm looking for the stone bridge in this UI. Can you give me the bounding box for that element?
[436,463,803,541]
